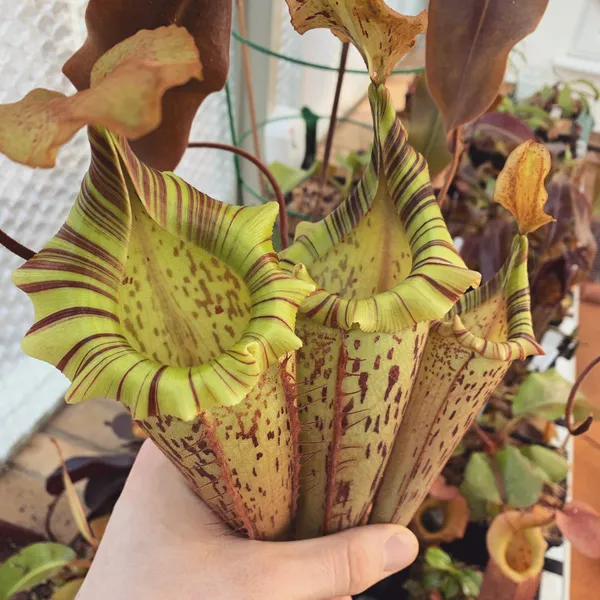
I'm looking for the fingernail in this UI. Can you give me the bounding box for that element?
[383,530,416,572]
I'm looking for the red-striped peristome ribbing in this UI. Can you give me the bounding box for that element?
[294,319,430,538]
[279,83,480,332]
[14,124,313,422]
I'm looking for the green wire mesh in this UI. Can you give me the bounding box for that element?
[232,30,425,75]
[237,114,372,219]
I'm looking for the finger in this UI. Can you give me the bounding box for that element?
[258,525,418,600]
[116,440,228,536]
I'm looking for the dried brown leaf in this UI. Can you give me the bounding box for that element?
[0,26,202,168]
[556,501,600,558]
[285,0,427,83]
[63,0,232,170]
[494,141,555,234]
[50,439,98,550]
[426,0,549,131]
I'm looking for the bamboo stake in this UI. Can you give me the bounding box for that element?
[236,0,267,198]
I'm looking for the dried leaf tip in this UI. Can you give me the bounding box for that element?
[0,26,202,168]
[494,140,555,235]
[285,0,427,84]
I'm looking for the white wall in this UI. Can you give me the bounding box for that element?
[261,0,427,169]
[515,0,600,128]
[0,1,239,460]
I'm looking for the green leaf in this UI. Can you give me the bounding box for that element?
[452,440,467,458]
[524,116,552,130]
[269,160,316,195]
[440,575,461,599]
[425,547,453,571]
[521,444,569,483]
[0,542,76,598]
[570,78,600,101]
[498,95,516,114]
[336,149,371,174]
[558,84,575,116]
[460,489,492,521]
[455,569,483,597]
[513,104,554,121]
[404,76,452,178]
[52,578,85,600]
[511,369,600,422]
[460,452,502,504]
[539,84,555,103]
[496,446,544,508]
[403,579,427,600]
[423,569,445,591]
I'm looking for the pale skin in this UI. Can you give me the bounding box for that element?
[79,440,419,600]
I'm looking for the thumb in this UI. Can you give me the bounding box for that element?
[262,525,418,600]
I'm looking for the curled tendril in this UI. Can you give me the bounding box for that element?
[566,355,600,435]
[0,228,35,261]
[187,141,289,249]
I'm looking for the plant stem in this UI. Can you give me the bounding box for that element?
[0,227,35,260]
[437,126,463,207]
[471,422,497,453]
[314,42,350,220]
[471,422,507,505]
[565,355,600,435]
[188,141,289,249]
[498,416,524,445]
[236,0,267,198]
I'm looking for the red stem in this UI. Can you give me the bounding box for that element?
[315,42,350,218]
[0,227,35,261]
[565,355,599,435]
[187,141,289,249]
[471,422,497,453]
[437,126,463,207]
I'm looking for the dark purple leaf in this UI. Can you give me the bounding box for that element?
[84,473,130,516]
[478,219,514,283]
[472,112,536,145]
[46,455,135,496]
[0,520,46,562]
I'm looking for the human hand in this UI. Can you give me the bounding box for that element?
[79,440,418,600]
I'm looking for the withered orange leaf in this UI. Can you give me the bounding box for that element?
[0,27,201,168]
[63,0,232,170]
[494,140,555,235]
[426,0,549,131]
[285,0,427,84]
[556,501,600,559]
